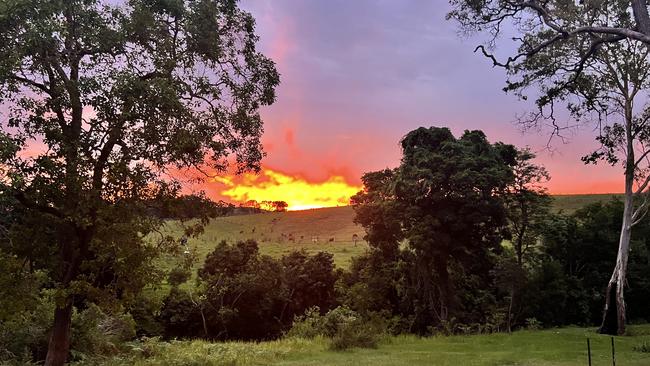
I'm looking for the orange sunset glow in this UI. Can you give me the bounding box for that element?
[212,168,362,211]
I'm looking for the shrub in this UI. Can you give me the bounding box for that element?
[0,291,53,363]
[158,288,201,339]
[128,295,164,337]
[70,304,136,360]
[167,267,191,287]
[287,306,383,350]
[285,307,324,339]
[633,341,650,353]
[525,317,542,331]
[329,321,379,350]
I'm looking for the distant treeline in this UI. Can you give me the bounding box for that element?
[147,195,289,220]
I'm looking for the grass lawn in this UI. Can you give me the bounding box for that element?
[91,325,650,366]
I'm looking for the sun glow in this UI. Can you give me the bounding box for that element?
[213,168,362,211]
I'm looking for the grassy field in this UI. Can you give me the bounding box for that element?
[93,325,650,366]
[161,194,622,272]
[163,205,368,269]
[552,193,621,213]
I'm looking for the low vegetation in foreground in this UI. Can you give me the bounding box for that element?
[82,325,650,366]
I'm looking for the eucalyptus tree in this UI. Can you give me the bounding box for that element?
[449,1,650,75]
[450,0,650,334]
[0,0,279,364]
[580,40,650,335]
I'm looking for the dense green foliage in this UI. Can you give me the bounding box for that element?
[156,240,339,341]
[0,0,278,363]
[287,306,383,350]
[343,198,650,334]
[349,127,518,333]
[531,200,650,326]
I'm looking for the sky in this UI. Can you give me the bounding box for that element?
[201,0,623,208]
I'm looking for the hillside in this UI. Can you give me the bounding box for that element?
[551,193,621,212]
[166,193,621,269]
[165,205,366,269]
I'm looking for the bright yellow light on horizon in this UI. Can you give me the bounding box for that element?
[213,168,362,211]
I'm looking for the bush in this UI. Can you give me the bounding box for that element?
[0,291,53,363]
[287,306,383,350]
[525,317,542,331]
[329,321,379,351]
[634,341,650,353]
[167,267,191,287]
[70,304,136,360]
[285,307,324,339]
[158,288,201,339]
[128,295,164,337]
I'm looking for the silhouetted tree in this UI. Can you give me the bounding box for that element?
[281,251,338,322]
[161,241,338,340]
[352,127,517,331]
[0,1,278,363]
[506,149,551,266]
[449,0,650,89]
[261,200,289,212]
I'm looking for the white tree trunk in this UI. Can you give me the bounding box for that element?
[600,204,631,335]
[600,108,634,335]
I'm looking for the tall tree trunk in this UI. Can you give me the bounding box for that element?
[600,105,635,335]
[507,286,514,333]
[45,234,84,365]
[599,217,631,335]
[44,298,73,366]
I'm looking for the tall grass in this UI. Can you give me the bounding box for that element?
[77,325,650,366]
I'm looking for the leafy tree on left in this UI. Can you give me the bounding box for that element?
[0,1,279,365]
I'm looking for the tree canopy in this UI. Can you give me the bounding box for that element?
[352,127,517,330]
[0,0,279,364]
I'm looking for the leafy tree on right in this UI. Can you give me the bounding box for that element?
[450,0,650,335]
[352,126,517,331]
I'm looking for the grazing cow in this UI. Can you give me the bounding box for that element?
[329,237,334,242]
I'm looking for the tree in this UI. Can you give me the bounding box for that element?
[0,1,279,364]
[534,200,650,326]
[197,240,286,340]
[280,251,338,321]
[506,149,551,266]
[493,148,551,333]
[450,0,650,335]
[579,41,650,334]
[448,0,650,95]
[183,241,338,340]
[352,127,517,330]
[261,200,289,212]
